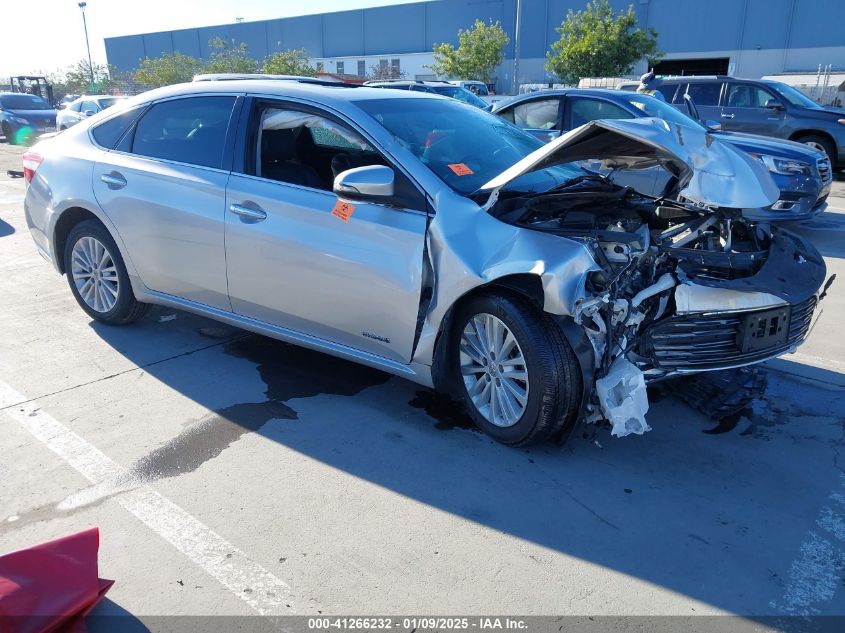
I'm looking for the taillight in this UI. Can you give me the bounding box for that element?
[22,152,43,184]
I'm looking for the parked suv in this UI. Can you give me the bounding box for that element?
[23,80,829,445]
[654,76,845,168]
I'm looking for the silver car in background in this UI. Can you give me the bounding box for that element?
[56,95,126,130]
[23,79,830,446]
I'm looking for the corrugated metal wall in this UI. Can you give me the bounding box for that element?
[105,0,845,80]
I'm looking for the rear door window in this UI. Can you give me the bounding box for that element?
[568,98,634,128]
[506,98,561,130]
[684,82,723,106]
[131,96,236,169]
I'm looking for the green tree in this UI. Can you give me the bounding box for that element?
[546,0,661,84]
[262,48,316,76]
[427,19,509,83]
[205,37,259,74]
[134,51,206,88]
[63,59,114,94]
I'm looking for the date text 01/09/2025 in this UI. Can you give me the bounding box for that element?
[307,617,528,630]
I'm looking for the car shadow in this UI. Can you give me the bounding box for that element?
[0,217,13,237]
[85,308,845,615]
[794,208,845,259]
[87,598,151,632]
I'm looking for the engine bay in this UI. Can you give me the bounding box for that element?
[488,178,827,437]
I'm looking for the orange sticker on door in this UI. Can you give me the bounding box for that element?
[331,199,356,223]
[448,163,474,176]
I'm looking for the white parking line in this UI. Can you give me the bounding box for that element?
[770,474,845,615]
[0,379,298,615]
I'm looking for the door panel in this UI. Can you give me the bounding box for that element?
[720,83,786,136]
[93,154,231,310]
[225,175,426,363]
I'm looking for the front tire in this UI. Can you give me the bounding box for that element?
[63,219,150,324]
[2,123,16,145]
[799,134,836,165]
[450,293,582,446]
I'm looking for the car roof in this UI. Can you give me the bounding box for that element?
[122,79,446,109]
[75,95,125,101]
[0,92,50,98]
[493,88,634,109]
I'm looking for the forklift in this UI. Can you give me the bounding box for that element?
[9,76,54,106]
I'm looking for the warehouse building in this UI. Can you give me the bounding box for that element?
[105,0,845,95]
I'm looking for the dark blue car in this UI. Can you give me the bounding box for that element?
[493,88,832,222]
[0,93,57,145]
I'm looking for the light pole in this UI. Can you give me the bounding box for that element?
[78,2,95,89]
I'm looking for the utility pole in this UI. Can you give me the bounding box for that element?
[512,0,522,94]
[78,2,95,89]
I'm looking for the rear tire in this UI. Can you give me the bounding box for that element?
[63,219,150,325]
[450,292,582,446]
[2,123,16,145]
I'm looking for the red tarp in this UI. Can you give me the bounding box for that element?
[0,528,113,633]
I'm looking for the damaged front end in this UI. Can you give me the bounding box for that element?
[479,118,830,437]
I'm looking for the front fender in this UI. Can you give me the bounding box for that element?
[412,190,600,367]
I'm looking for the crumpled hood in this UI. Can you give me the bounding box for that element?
[481,117,780,209]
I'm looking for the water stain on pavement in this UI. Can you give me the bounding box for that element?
[49,333,391,515]
[408,390,479,432]
[131,335,391,482]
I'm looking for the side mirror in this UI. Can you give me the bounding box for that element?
[83,109,96,117]
[705,120,722,131]
[764,99,784,110]
[333,165,394,199]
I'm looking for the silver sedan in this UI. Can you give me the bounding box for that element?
[56,95,126,130]
[23,79,828,446]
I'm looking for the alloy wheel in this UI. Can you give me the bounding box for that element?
[459,313,529,428]
[70,236,120,314]
[803,140,830,160]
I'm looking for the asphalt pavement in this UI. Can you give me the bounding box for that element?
[1,141,845,622]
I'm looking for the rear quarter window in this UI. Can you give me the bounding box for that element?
[654,84,679,102]
[91,106,146,149]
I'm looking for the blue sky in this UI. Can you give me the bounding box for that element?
[2,0,436,76]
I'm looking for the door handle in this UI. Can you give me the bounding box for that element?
[720,113,735,119]
[100,172,127,188]
[229,203,267,221]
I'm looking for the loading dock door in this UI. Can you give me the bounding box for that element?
[653,58,730,76]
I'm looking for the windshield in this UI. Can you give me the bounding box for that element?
[354,97,583,196]
[618,93,706,131]
[0,94,52,110]
[766,82,821,109]
[430,86,488,109]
